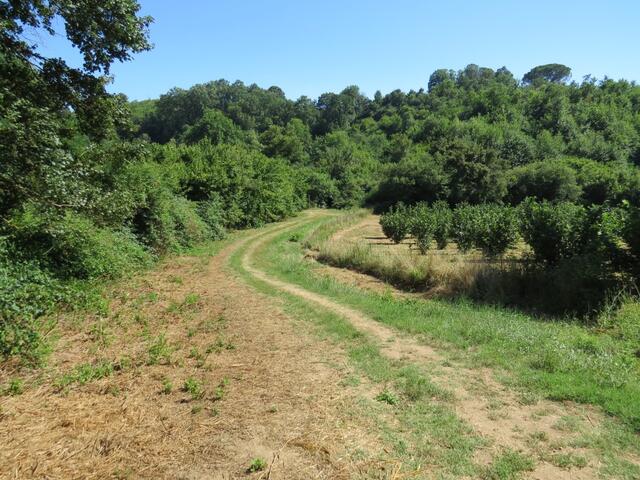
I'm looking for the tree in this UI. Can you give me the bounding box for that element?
[0,0,152,215]
[523,64,572,85]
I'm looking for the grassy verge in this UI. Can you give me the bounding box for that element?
[229,217,490,478]
[252,214,640,437]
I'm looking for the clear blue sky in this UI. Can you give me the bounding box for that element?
[39,0,639,101]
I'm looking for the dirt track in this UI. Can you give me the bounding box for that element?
[1,211,637,479]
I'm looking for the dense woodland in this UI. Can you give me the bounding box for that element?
[2,1,640,361]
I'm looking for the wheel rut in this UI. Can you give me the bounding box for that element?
[236,213,612,479]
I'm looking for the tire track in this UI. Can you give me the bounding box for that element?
[235,213,609,480]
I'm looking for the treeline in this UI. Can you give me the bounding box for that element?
[130,65,640,210]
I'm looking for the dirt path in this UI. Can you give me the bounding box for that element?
[0,218,387,479]
[238,214,619,480]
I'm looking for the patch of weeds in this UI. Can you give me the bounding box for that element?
[529,431,549,443]
[191,405,203,415]
[517,391,539,406]
[168,275,183,285]
[183,377,204,400]
[548,452,588,469]
[213,377,229,401]
[375,389,399,405]
[55,361,115,389]
[167,293,202,315]
[288,232,302,242]
[397,366,451,402]
[2,378,24,396]
[161,378,173,394]
[553,416,582,433]
[136,291,159,306]
[268,405,278,413]
[89,321,113,347]
[187,328,196,338]
[147,334,172,365]
[189,347,207,368]
[482,449,535,479]
[206,337,235,354]
[105,384,120,396]
[340,374,361,387]
[247,457,267,473]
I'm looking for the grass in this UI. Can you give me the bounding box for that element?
[247,457,267,473]
[230,211,640,477]
[229,217,484,477]
[182,377,204,400]
[256,214,640,432]
[147,333,172,365]
[481,449,536,480]
[55,360,116,389]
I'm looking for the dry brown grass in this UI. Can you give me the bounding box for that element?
[0,235,391,479]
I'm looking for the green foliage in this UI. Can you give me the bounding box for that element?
[523,63,572,85]
[451,204,480,253]
[472,205,520,257]
[431,201,453,249]
[508,160,581,204]
[182,377,204,400]
[9,207,152,279]
[520,200,589,264]
[409,204,435,254]
[380,205,411,244]
[375,389,399,405]
[247,458,267,473]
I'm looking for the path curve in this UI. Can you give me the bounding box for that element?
[234,212,611,480]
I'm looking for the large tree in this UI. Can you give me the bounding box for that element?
[0,0,152,215]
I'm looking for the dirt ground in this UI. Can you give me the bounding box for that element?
[0,223,388,479]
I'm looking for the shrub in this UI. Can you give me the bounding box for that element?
[8,206,152,280]
[410,204,435,254]
[431,201,452,249]
[451,204,480,253]
[623,207,640,262]
[519,200,589,265]
[472,205,520,257]
[196,197,227,240]
[380,205,411,244]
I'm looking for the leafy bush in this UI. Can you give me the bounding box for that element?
[431,201,452,249]
[451,204,480,253]
[623,207,640,262]
[519,200,589,265]
[8,206,152,280]
[196,197,227,240]
[409,204,435,254]
[380,205,410,244]
[472,205,520,257]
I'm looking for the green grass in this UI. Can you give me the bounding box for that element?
[481,449,536,480]
[254,214,640,433]
[229,216,484,477]
[229,211,640,477]
[55,360,116,389]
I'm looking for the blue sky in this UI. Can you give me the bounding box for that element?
[39,0,639,101]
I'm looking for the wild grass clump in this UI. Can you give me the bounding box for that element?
[318,241,435,290]
[304,209,368,250]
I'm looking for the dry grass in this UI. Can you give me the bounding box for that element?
[314,215,616,317]
[0,236,391,479]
